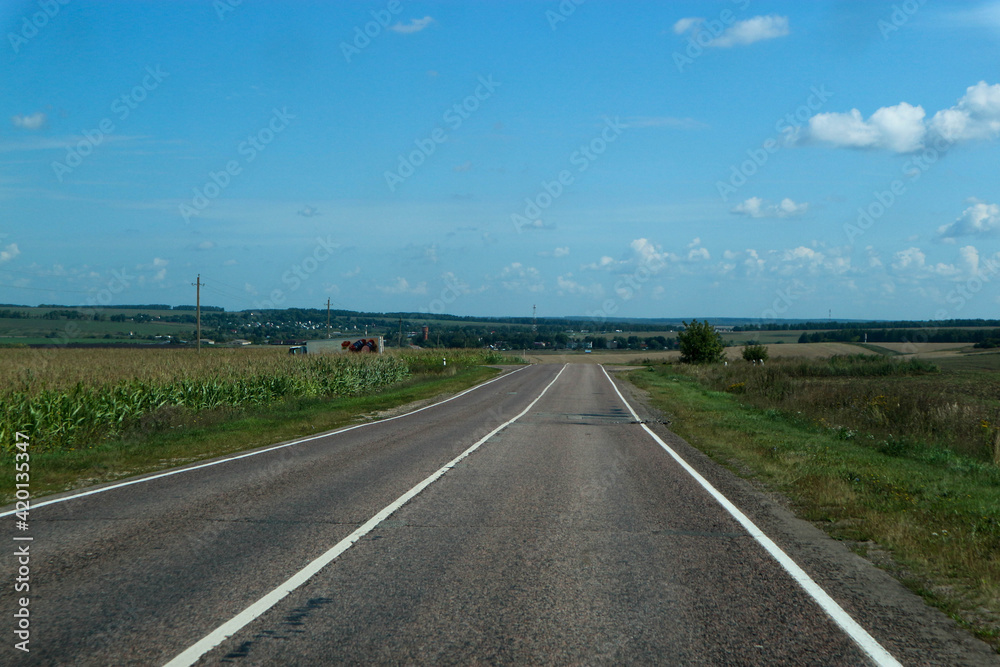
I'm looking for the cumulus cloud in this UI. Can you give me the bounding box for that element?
[804,81,1000,152]
[711,15,790,47]
[673,15,789,47]
[389,16,434,33]
[12,112,47,130]
[928,81,1000,143]
[554,246,570,257]
[630,238,672,269]
[937,199,1000,239]
[555,274,604,299]
[377,277,427,295]
[808,102,926,152]
[498,262,544,292]
[731,197,809,218]
[0,243,20,263]
[581,255,616,271]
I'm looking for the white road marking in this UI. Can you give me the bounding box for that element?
[600,365,902,667]
[0,365,527,519]
[164,364,567,667]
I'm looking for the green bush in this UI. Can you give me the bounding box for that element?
[742,343,769,363]
[678,320,725,364]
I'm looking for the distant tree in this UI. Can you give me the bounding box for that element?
[742,343,769,363]
[678,320,725,364]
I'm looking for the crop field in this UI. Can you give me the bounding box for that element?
[0,347,508,454]
[0,315,190,344]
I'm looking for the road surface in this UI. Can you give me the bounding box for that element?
[3,364,996,665]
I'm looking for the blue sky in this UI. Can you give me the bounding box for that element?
[2,0,1000,321]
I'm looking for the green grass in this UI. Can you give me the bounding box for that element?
[0,315,190,341]
[0,364,500,504]
[629,364,1000,651]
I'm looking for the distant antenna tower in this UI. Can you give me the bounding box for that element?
[532,304,537,332]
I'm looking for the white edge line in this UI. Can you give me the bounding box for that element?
[163,363,566,667]
[599,365,901,667]
[0,365,528,519]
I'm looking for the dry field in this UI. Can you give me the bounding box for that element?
[521,342,874,365]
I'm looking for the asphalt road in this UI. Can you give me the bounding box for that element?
[3,363,997,665]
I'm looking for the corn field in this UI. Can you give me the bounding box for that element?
[0,347,411,453]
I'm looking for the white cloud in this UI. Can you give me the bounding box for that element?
[807,102,926,152]
[712,15,790,47]
[0,243,19,263]
[937,199,1000,239]
[630,238,672,269]
[581,255,616,271]
[959,245,979,274]
[805,82,1000,153]
[928,81,1000,143]
[12,112,46,130]
[553,246,570,258]
[891,247,926,271]
[688,247,710,261]
[151,257,168,282]
[342,266,361,278]
[497,262,544,292]
[673,17,703,34]
[389,16,434,34]
[673,15,789,48]
[555,274,604,298]
[377,277,427,295]
[731,197,808,218]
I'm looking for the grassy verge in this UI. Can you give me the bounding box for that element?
[628,364,1000,651]
[1,364,500,505]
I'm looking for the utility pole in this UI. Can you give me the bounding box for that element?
[532,304,537,333]
[397,316,403,349]
[193,274,203,351]
[326,298,331,339]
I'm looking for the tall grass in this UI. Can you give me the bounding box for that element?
[675,355,1000,464]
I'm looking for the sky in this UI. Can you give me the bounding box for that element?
[2,0,1000,322]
